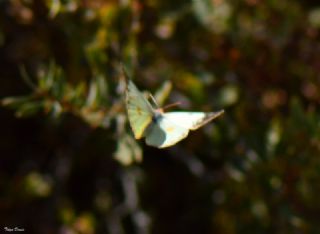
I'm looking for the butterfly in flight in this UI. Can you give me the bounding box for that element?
[124,71,224,148]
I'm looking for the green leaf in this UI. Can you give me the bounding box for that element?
[114,133,142,166]
[15,101,44,118]
[154,80,172,106]
[19,66,37,90]
[1,96,33,108]
[192,0,232,33]
[46,0,61,18]
[86,74,109,108]
[24,172,52,197]
[218,84,239,106]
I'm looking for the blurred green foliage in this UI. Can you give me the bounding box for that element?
[1,0,320,233]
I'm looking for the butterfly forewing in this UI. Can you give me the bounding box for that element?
[126,80,154,139]
[162,110,224,130]
[145,115,189,148]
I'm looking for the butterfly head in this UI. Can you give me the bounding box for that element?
[152,101,180,123]
[152,108,164,123]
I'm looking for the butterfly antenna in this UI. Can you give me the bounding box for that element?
[162,101,181,111]
[120,63,130,82]
[149,94,160,108]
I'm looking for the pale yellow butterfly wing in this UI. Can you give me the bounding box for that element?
[145,115,189,148]
[163,110,224,130]
[145,110,224,148]
[126,80,154,139]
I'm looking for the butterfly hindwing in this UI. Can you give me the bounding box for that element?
[145,115,189,148]
[145,110,224,148]
[162,110,225,130]
[126,80,154,139]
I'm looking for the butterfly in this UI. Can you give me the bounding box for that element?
[124,74,224,148]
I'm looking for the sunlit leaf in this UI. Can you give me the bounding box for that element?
[15,101,43,118]
[174,70,205,102]
[114,133,142,166]
[1,96,34,109]
[24,172,52,197]
[218,84,239,106]
[154,80,172,106]
[192,0,232,34]
[266,117,282,156]
[46,0,61,18]
[86,74,109,108]
[308,8,320,28]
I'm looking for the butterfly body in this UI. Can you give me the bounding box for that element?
[125,79,224,148]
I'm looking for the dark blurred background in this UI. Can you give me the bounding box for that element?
[1,0,320,233]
